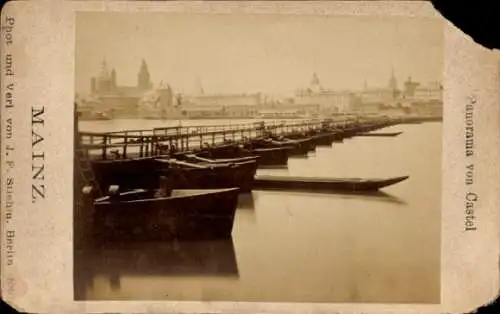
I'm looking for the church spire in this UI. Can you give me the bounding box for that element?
[138,59,151,90]
[98,57,109,79]
[110,68,116,89]
[195,76,204,96]
[389,66,397,89]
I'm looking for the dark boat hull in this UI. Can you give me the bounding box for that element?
[174,155,258,192]
[161,163,241,190]
[91,157,161,190]
[311,133,334,146]
[189,160,257,192]
[199,145,289,167]
[227,160,258,192]
[90,157,254,192]
[247,138,310,156]
[253,175,409,192]
[335,122,394,139]
[251,147,290,166]
[285,134,319,151]
[281,138,313,156]
[92,188,240,242]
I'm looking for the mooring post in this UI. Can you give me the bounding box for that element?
[139,137,144,157]
[123,136,128,159]
[146,137,151,157]
[101,135,107,160]
[151,135,158,156]
[153,135,159,156]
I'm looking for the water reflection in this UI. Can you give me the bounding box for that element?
[75,238,239,299]
[257,190,407,206]
[237,192,256,210]
[259,165,289,170]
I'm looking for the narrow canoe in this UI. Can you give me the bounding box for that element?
[253,175,409,192]
[181,154,259,164]
[355,132,403,137]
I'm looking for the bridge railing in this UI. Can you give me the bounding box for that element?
[77,116,397,160]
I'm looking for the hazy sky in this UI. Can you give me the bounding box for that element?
[75,12,443,96]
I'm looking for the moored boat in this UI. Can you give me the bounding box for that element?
[157,158,257,192]
[90,157,161,190]
[86,185,240,242]
[253,175,409,192]
[355,131,403,137]
[245,138,310,156]
[251,146,291,166]
[284,133,317,151]
[90,157,255,192]
[310,132,334,146]
[180,154,259,165]
[199,144,290,167]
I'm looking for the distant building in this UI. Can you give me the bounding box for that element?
[185,92,262,107]
[137,82,175,119]
[295,90,354,114]
[183,92,262,118]
[294,73,355,113]
[351,68,402,113]
[294,70,443,117]
[91,59,153,94]
[80,59,174,118]
[179,105,225,119]
[401,78,443,116]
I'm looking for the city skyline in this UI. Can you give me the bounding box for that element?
[76,13,443,96]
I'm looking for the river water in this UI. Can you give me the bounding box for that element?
[75,119,441,303]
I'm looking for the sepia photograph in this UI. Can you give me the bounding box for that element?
[72,11,444,303]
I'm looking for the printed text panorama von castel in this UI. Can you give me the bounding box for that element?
[464,96,477,232]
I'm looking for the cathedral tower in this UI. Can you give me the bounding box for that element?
[388,67,398,90]
[110,68,117,90]
[195,77,204,96]
[138,59,152,90]
[97,58,111,93]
